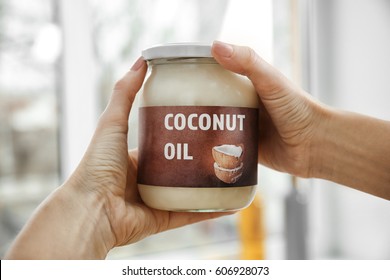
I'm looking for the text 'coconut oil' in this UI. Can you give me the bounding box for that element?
[137,43,259,212]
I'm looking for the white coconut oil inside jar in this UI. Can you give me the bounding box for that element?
[138,43,259,212]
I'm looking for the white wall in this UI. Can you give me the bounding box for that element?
[310,0,390,259]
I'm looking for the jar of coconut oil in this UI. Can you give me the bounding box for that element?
[138,43,259,212]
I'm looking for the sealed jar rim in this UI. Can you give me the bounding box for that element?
[142,43,212,60]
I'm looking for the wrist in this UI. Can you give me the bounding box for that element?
[307,103,336,180]
[61,177,116,259]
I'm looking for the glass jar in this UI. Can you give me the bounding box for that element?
[138,43,259,212]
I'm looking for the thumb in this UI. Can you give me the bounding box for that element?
[98,57,147,131]
[211,41,296,101]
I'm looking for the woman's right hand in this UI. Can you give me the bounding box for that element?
[211,41,328,178]
[212,41,390,200]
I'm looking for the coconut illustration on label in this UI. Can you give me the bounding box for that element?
[212,144,244,184]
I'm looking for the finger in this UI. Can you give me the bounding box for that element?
[128,148,138,163]
[211,41,296,101]
[125,149,141,202]
[99,57,147,129]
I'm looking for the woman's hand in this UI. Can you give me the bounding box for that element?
[212,41,390,200]
[212,41,327,178]
[5,58,229,260]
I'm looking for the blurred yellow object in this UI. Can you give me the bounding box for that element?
[238,194,265,259]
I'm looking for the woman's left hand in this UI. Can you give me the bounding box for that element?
[5,58,229,259]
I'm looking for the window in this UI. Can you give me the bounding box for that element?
[0,0,277,259]
[0,0,60,256]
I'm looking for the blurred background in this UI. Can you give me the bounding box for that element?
[0,0,389,259]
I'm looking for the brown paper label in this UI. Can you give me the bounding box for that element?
[137,106,258,188]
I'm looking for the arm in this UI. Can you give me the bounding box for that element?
[212,41,390,200]
[311,109,390,199]
[4,184,113,259]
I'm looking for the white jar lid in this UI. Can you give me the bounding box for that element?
[142,43,212,60]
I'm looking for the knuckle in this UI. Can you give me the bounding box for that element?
[244,47,260,76]
[234,46,259,77]
[113,77,128,92]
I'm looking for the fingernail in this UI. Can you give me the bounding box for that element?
[131,57,145,71]
[212,41,234,58]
